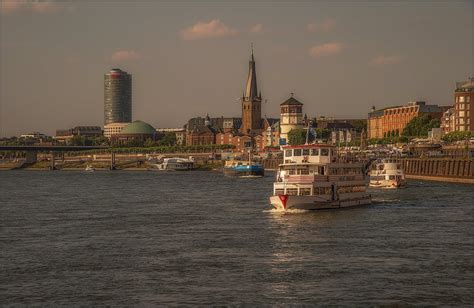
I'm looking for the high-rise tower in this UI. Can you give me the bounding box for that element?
[104,68,132,125]
[240,48,262,133]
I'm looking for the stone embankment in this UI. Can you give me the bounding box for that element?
[400,158,473,184]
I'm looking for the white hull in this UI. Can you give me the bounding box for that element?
[369,179,406,189]
[269,194,371,211]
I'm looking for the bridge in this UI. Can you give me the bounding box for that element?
[0,145,113,169]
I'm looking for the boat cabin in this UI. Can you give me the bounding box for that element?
[282,144,336,165]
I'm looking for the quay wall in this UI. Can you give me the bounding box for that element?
[400,158,473,182]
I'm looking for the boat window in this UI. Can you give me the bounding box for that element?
[310,149,319,156]
[319,187,331,194]
[302,149,310,156]
[321,149,329,156]
[285,188,298,195]
[288,169,296,175]
[275,189,285,195]
[285,149,292,157]
[294,149,302,156]
[297,168,309,175]
[299,188,311,196]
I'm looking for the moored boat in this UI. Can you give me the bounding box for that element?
[269,144,371,211]
[369,160,407,188]
[152,157,195,171]
[223,160,264,177]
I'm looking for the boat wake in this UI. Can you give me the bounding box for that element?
[371,197,401,204]
[263,208,310,214]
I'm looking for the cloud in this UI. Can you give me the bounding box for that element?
[309,42,344,58]
[370,55,402,66]
[1,0,61,14]
[111,50,139,62]
[250,24,264,34]
[181,19,238,40]
[307,18,337,33]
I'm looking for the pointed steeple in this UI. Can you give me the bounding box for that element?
[245,45,259,100]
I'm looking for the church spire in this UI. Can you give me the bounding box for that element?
[245,44,259,100]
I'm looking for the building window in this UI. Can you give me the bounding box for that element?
[459,96,465,103]
[467,96,471,102]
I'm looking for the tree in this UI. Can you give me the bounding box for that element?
[315,128,331,140]
[402,114,440,137]
[159,132,177,146]
[442,131,472,143]
[288,128,307,145]
[70,135,86,146]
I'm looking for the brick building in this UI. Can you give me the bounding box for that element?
[454,78,474,132]
[367,101,449,139]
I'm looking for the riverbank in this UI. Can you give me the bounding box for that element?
[406,174,474,184]
[0,160,224,171]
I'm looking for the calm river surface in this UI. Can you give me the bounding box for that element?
[1,170,473,305]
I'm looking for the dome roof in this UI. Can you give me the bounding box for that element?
[121,121,156,135]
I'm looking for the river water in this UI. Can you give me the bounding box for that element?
[1,170,473,305]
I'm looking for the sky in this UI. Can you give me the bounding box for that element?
[0,0,473,137]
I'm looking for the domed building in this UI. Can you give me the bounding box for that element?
[111,120,157,144]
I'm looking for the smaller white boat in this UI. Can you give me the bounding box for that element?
[152,157,194,171]
[85,165,95,172]
[369,160,406,188]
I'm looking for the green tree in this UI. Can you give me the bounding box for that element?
[442,131,472,143]
[402,114,440,137]
[288,128,307,145]
[70,135,86,146]
[315,128,331,140]
[159,132,177,146]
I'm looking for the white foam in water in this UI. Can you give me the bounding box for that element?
[264,208,310,214]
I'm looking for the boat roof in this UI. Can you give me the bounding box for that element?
[281,144,335,149]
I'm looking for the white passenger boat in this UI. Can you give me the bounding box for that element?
[152,157,194,171]
[269,144,371,211]
[369,160,406,188]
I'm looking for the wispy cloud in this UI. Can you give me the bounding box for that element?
[307,18,337,33]
[370,55,402,66]
[250,23,264,34]
[309,42,344,58]
[1,0,62,15]
[111,50,140,62]
[180,19,238,40]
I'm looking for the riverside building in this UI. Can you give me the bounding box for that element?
[367,101,449,139]
[279,94,304,145]
[103,122,129,138]
[104,69,132,125]
[454,78,474,132]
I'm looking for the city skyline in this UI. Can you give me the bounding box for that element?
[1,1,473,136]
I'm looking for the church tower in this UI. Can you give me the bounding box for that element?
[240,47,262,134]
